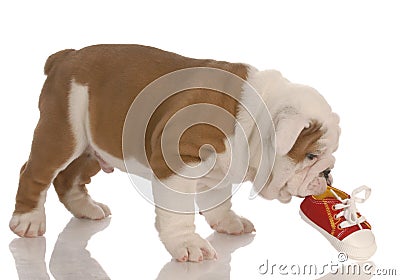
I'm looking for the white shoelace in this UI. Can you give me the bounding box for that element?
[330,185,371,229]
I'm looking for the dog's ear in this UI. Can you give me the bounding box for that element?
[275,114,309,156]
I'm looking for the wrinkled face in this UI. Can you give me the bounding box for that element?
[259,111,340,203]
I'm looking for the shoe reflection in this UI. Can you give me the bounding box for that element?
[9,217,111,280]
[156,232,255,280]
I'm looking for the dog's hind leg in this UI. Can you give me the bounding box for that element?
[9,84,85,237]
[53,149,111,219]
[9,73,93,237]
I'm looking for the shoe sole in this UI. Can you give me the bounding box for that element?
[299,209,377,260]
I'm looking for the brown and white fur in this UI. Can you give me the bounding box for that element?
[10,45,340,262]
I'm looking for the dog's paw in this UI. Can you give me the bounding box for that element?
[210,211,255,235]
[9,209,46,237]
[164,233,217,262]
[66,197,111,220]
[93,201,111,217]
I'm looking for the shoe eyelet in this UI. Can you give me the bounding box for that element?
[331,205,337,211]
[334,214,339,220]
[337,224,343,230]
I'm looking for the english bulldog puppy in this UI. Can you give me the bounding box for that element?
[10,45,340,262]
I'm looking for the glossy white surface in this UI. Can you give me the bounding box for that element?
[1,1,399,279]
[4,182,396,280]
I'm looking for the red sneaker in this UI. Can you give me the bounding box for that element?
[300,185,376,260]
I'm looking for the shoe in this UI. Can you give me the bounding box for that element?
[300,185,376,260]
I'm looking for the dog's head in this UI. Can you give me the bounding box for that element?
[255,71,340,202]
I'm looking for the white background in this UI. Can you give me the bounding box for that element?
[1,1,399,279]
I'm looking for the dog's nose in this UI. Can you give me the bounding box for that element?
[320,169,332,185]
[322,169,331,177]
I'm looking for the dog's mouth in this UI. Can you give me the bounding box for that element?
[305,168,332,196]
[259,156,335,202]
[287,160,334,199]
[298,168,332,197]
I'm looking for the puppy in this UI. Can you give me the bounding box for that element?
[10,45,340,262]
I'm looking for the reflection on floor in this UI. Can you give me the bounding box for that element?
[50,218,111,279]
[9,237,49,280]
[156,233,254,280]
[9,217,255,280]
[9,217,375,280]
[10,218,111,280]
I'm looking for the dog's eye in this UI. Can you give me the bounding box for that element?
[306,153,317,160]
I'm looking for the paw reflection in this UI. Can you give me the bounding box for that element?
[9,217,111,280]
[157,232,255,280]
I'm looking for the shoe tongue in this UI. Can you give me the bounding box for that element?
[313,186,349,200]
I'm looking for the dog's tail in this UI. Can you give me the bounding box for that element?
[44,49,75,75]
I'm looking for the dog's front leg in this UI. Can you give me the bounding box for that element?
[197,183,255,235]
[152,175,217,262]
